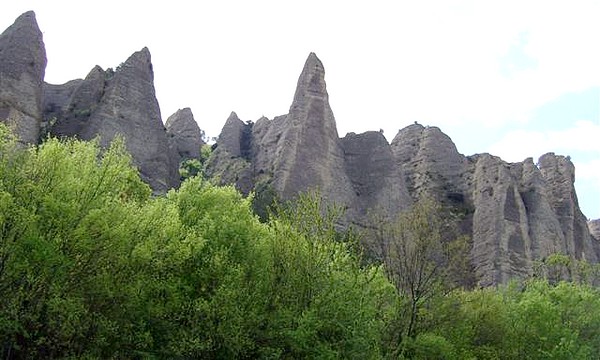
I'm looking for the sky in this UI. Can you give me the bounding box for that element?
[2,1,599,219]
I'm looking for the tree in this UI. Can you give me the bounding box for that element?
[0,128,151,358]
[374,197,471,352]
[261,191,396,358]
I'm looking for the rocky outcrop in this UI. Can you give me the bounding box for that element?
[166,107,205,162]
[2,11,597,287]
[385,124,600,285]
[205,111,254,194]
[0,11,46,144]
[391,124,469,205]
[205,53,599,286]
[208,53,360,220]
[43,66,105,138]
[589,220,600,241]
[342,131,411,221]
[538,154,599,263]
[45,49,179,192]
[261,53,356,209]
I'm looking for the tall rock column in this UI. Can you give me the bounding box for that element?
[0,11,46,144]
[538,153,599,263]
[270,53,356,210]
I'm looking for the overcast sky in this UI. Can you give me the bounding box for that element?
[2,1,599,219]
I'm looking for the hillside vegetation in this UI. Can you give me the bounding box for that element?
[1,125,600,359]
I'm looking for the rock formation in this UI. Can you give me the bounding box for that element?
[589,219,600,242]
[205,111,254,195]
[43,49,179,192]
[166,107,205,163]
[537,154,599,263]
[391,124,468,204]
[205,53,600,286]
[389,124,599,285]
[207,53,359,221]
[0,11,46,144]
[2,12,598,287]
[341,131,411,222]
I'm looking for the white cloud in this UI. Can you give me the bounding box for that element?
[487,120,600,163]
[577,159,600,184]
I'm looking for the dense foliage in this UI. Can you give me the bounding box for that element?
[1,125,600,359]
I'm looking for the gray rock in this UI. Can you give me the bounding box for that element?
[0,11,46,144]
[341,131,411,221]
[589,219,600,241]
[205,111,254,194]
[389,124,600,286]
[166,107,205,161]
[45,65,105,138]
[268,53,356,213]
[208,53,358,219]
[183,52,600,286]
[391,123,468,205]
[468,154,536,285]
[538,153,598,263]
[44,49,179,192]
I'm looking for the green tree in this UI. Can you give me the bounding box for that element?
[0,128,151,358]
[260,191,397,358]
[371,198,471,357]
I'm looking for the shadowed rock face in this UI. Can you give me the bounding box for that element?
[0,11,46,144]
[342,131,411,221]
[589,220,600,242]
[44,49,179,192]
[205,112,254,195]
[166,107,205,162]
[43,66,104,138]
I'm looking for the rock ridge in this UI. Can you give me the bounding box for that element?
[207,53,599,285]
[2,12,597,286]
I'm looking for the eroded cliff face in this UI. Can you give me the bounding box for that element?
[385,123,600,286]
[43,49,180,192]
[207,53,360,222]
[589,220,600,242]
[0,11,46,144]
[166,107,205,163]
[342,131,412,222]
[254,53,355,211]
[206,52,599,286]
[2,12,597,286]
[391,124,469,206]
[538,154,599,263]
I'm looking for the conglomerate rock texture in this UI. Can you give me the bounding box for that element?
[0,11,46,144]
